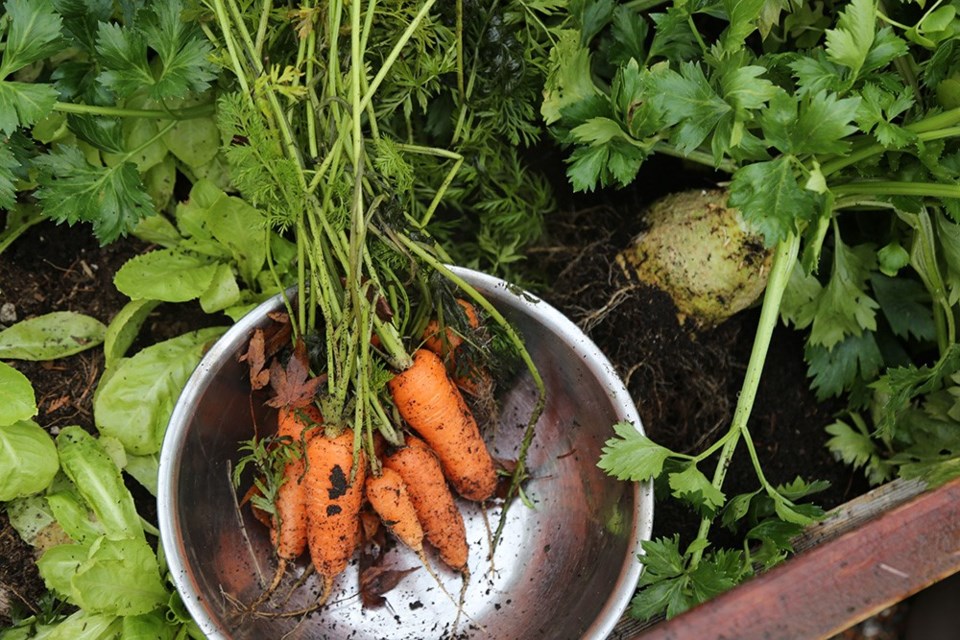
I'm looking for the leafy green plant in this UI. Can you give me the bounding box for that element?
[0,365,202,640]
[547,0,960,621]
[0,308,221,636]
[0,312,106,361]
[0,363,58,502]
[0,0,220,246]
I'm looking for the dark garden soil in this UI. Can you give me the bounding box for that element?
[532,157,870,548]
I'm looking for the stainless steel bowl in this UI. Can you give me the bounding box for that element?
[158,267,653,640]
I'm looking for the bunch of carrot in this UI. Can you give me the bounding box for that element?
[240,298,505,610]
[210,0,548,619]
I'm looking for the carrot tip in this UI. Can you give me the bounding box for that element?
[318,574,335,607]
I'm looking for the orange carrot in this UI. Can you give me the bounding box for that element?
[422,299,491,397]
[364,467,424,554]
[422,298,479,355]
[384,435,469,571]
[242,484,272,529]
[388,348,497,502]
[304,428,366,599]
[271,405,321,561]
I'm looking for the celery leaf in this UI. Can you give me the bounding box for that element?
[668,463,726,511]
[825,420,875,468]
[809,240,879,349]
[728,155,817,246]
[631,536,747,621]
[605,6,648,66]
[140,0,217,97]
[0,0,62,76]
[598,421,672,481]
[56,0,114,52]
[781,262,823,329]
[94,23,154,98]
[873,344,960,437]
[96,0,216,100]
[67,114,126,154]
[805,332,883,400]
[856,84,915,149]
[541,30,598,125]
[0,81,59,135]
[871,274,936,341]
[824,0,875,79]
[33,145,154,244]
[789,52,844,97]
[863,26,909,74]
[0,144,17,209]
[649,61,731,155]
[793,91,861,155]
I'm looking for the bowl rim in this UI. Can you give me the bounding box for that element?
[158,266,654,640]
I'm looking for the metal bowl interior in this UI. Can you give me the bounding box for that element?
[158,267,653,640]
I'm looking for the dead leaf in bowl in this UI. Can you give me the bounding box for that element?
[239,328,270,390]
[267,340,325,408]
[360,565,419,609]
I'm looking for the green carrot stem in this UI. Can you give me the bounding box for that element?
[456,0,465,101]
[254,0,273,56]
[210,0,252,95]
[299,0,319,160]
[422,159,463,227]
[296,221,307,337]
[358,0,438,113]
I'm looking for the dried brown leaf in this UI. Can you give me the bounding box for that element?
[266,339,325,408]
[239,329,271,390]
[359,565,418,609]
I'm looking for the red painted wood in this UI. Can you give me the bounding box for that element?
[628,477,960,640]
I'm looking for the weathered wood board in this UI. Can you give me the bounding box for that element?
[610,477,960,639]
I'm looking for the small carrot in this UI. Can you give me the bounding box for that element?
[422,298,490,397]
[364,467,424,554]
[271,405,321,562]
[304,428,366,601]
[422,298,479,355]
[247,404,320,605]
[384,435,468,571]
[388,348,497,502]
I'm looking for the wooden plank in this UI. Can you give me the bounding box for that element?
[791,478,926,554]
[610,479,928,638]
[613,477,960,640]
